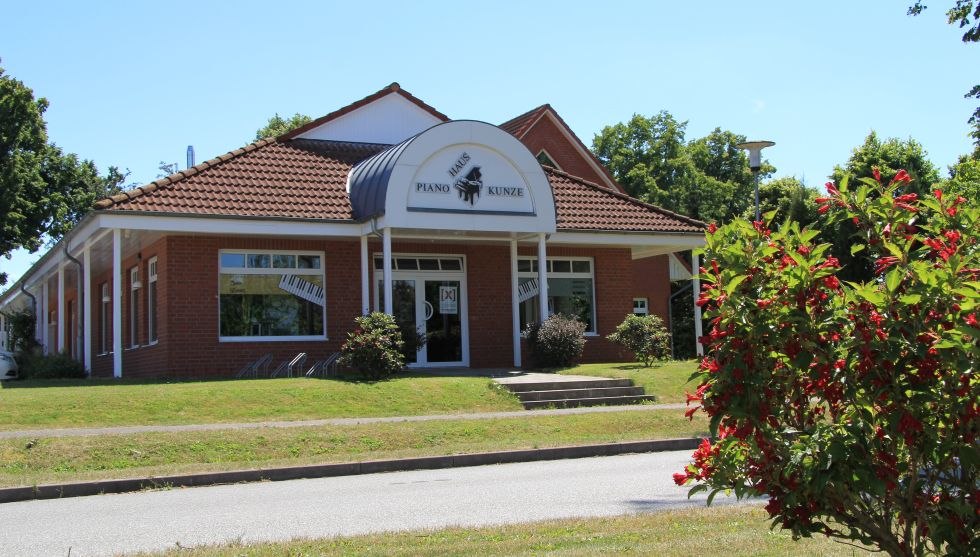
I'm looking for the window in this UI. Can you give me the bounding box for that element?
[536,150,559,169]
[147,257,158,344]
[100,283,109,354]
[129,266,140,348]
[518,257,596,334]
[633,298,649,315]
[219,250,326,340]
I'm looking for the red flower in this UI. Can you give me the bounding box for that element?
[894,193,918,203]
[933,189,943,201]
[874,256,899,274]
[872,167,882,182]
[673,472,690,486]
[707,223,718,234]
[685,406,700,419]
[818,204,830,214]
[891,169,911,184]
[825,181,839,196]
[756,298,773,309]
[967,313,978,328]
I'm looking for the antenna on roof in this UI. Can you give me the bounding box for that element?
[186,145,195,169]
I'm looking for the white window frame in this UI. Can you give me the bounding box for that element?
[147,257,158,345]
[633,297,649,315]
[218,249,327,342]
[129,266,140,348]
[518,256,598,335]
[100,282,110,354]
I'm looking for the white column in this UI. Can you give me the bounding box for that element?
[382,228,393,315]
[360,235,370,315]
[693,252,703,356]
[83,244,92,373]
[41,279,49,354]
[537,233,549,322]
[57,265,65,353]
[112,228,123,378]
[510,239,521,367]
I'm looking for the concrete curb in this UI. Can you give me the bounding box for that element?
[0,437,701,504]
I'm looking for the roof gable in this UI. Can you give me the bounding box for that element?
[501,105,625,194]
[284,83,448,145]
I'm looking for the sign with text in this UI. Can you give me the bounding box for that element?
[439,286,458,314]
[408,144,535,215]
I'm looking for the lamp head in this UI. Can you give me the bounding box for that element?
[736,140,775,172]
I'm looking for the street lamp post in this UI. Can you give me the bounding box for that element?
[736,140,775,221]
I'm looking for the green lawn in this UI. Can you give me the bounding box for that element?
[0,408,705,487]
[139,505,866,556]
[560,359,697,403]
[0,373,523,430]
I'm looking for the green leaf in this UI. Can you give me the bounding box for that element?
[885,268,902,293]
[850,244,865,256]
[726,274,749,293]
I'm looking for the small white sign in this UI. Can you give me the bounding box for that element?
[439,286,458,314]
[517,279,539,303]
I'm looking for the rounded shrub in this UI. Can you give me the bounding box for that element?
[18,351,86,379]
[523,313,586,369]
[607,313,672,366]
[339,312,406,380]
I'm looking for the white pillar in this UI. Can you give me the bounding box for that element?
[41,279,49,354]
[57,265,65,353]
[693,252,703,356]
[83,244,92,374]
[382,228,393,315]
[112,228,123,378]
[510,239,521,367]
[360,235,370,315]
[537,233,549,322]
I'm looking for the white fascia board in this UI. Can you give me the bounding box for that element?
[549,231,705,249]
[96,213,362,238]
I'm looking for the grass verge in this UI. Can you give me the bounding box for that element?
[139,505,865,556]
[0,409,705,487]
[0,373,522,430]
[559,359,696,403]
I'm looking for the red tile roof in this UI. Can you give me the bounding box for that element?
[95,139,385,220]
[279,83,449,141]
[546,166,704,233]
[96,138,703,234]
[499,104,550,138]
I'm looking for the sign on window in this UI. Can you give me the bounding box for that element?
[439,286,458,314]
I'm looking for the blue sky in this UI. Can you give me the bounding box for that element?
[0,1,976,289]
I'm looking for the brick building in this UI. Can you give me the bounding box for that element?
[0,84,704,378]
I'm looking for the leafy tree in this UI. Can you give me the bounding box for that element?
[746,176,820,226]
[592,113,771,223]
[0,62,124,285]
[942,154,980,197]
[909,1,980,149]
[679,171,978,556]
[828,132,941,282]
[255,112,313,140]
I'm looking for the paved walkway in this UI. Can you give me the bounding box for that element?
[0,403,686,440]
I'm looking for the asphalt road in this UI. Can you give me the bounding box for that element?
[0,451,737,557]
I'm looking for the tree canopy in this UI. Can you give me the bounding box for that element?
[0,63,125,285]
[909,1,980,149]
[592,113,771,224]
[255,112,313,140]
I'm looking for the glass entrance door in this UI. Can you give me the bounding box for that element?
[423,279,462,363]
[376,271,466,367]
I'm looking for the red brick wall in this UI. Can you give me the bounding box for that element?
[519,115,609,187]
[86,236,671,378]
[631,255,671,324]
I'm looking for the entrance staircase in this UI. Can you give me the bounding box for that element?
[495,374,655,409]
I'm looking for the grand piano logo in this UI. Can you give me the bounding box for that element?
[454,166,482,206]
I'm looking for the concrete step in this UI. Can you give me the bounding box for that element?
[516,386,646,402]
[522,395,656,410]
[501,378,634,392]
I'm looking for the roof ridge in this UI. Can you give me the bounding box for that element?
[93,137,277,210]
[499,104,550,137]
[279,83,449,141]
[544,166,706,229]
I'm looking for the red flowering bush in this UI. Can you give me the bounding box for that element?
[677,170,978,556]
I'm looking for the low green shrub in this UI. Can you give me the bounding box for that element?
[607,313,672,366]
[523,314,586,369]
[17,351,86,379]
[339,312,405,380]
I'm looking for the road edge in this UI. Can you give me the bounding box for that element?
[0,437,701,504]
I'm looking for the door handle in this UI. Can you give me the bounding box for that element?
[424,300,434,320]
